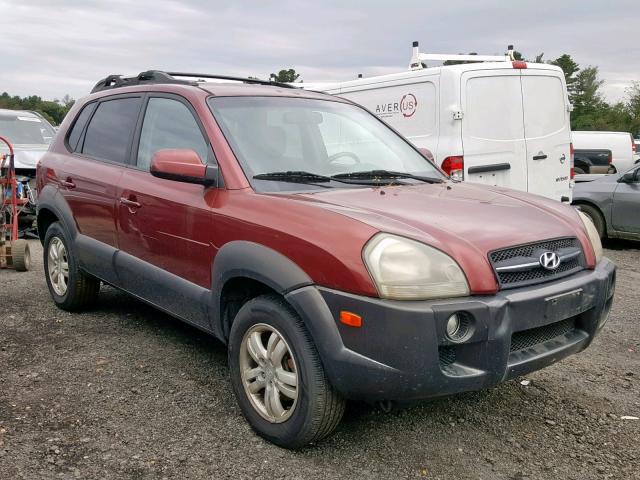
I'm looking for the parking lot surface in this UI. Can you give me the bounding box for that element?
[1,240,639,480]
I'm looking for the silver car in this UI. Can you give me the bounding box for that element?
[573,164,640,241]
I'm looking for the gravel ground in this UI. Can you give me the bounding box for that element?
[1,239,639,480]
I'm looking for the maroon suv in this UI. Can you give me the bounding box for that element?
[37,71,615,448]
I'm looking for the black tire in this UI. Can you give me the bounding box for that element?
[43,222,100,311]
[12,239,31,271]
[574,167,586,175]
[228,294,345,449]
[578,204,606,239]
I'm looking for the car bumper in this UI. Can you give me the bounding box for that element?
[285,258,616,402]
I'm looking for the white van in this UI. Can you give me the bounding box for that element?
[304,42,573,202]
[572,131,636,173]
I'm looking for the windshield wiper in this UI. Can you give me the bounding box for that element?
[253,171,332,184]
[331,170,444,184]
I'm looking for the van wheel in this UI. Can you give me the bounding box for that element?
[228,294,345,449]
[574,167,585,175]
[578,204,605,239]
[44,222,100,311]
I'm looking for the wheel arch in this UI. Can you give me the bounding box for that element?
[36,185,78,244]
[573,199,608,235]
[211,241,314,341]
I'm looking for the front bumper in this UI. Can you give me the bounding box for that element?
[285,258,616,402]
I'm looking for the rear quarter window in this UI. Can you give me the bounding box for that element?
[66,102,97,151]
[82,97,142,163]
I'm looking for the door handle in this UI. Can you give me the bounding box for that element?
[119,197,141,209]
[532,154,548,161]
[60,178,76,189]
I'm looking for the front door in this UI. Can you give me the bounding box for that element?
[612,166,640,234]
[115,94,218,326]
[461,70,528,191]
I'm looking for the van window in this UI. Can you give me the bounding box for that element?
[82,97,142,163]
[465,76,524,141]
[137,97,209,170]
[67,103,97,151]
[521,76,566,138]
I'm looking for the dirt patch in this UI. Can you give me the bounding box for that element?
[1,240,638,479]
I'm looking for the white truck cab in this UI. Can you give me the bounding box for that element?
[304,42,574,202]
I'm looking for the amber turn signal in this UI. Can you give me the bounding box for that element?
[339,311,362,328]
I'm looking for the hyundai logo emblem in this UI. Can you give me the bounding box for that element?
[539,251,561,270]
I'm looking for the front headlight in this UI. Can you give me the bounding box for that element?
[577,211,603,263]
[363,233,470,300]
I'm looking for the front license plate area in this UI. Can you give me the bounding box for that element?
[545,289,590,322]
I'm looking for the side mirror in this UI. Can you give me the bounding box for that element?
[619,168,640,184]
[150,149,219,187]
[417,147,434,162]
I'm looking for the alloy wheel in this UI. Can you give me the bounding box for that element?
[239,323,299,423]
[48,237,69,296]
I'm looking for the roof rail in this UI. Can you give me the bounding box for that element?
[409,41,515,70]
[90,70,296,93]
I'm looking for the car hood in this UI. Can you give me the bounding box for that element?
[0,144,48,170]
[275,182,593,293]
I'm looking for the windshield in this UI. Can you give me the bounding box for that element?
[0,113,56,145]
[208,96,442,191]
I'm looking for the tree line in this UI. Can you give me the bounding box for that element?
[0,92,75,125]
[2,60,638,135]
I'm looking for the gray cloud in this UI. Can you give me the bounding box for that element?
[1,0,638,102]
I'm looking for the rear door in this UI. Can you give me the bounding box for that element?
[60,95,142,283]
[521,70,572,200]
[461,70,527,190]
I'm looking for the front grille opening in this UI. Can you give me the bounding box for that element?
[489,237,585,289]
[439,346,457,367]
[510,318,577,352]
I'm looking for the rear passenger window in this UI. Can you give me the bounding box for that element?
[67,102,97,151]
[136,97,209,171]
[82,97,142,163]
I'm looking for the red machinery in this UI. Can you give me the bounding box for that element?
[1,135,31,271]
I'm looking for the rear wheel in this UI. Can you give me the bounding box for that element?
[574,167,586,175]
[44,222,100,311]
[577,204,606,239]
[228,294,345,448]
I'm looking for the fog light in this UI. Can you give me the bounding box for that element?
[444,312,472,342]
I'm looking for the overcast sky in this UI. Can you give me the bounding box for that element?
[1,0,638,104]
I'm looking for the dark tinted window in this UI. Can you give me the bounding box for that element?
[67,102,96,151]
[137,97,209,170]
[82,97,142,163]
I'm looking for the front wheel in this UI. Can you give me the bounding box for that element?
[228,294,345,448]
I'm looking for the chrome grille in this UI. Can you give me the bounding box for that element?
[489,238,585,289]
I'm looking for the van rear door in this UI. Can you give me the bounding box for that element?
[461,70,527,191]
[521,70,571,200]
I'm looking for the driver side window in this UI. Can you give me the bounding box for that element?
[137,97,210,171]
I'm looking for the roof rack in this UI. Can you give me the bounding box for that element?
[409,41,515,70]
[90,70,296,93]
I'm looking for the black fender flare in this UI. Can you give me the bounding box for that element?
[36,184,78,242]
[210,241,313,338]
